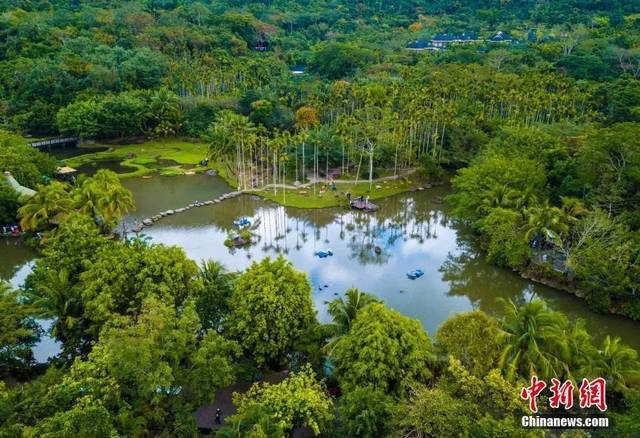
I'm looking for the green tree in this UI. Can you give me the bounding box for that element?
[147,87,182,136]
[31,399,116,438]
[524,201,570,245]
[449,152,545,228]
[310,42,376,79]
[18,181,73,231]
[78,239,201,338]
[586,336,640,392]
[325,288,380,352]
[439,357,526,418]
[56,98,102,138]
[74,170,134,231]
[332,302,434,395]
[610,393,640,437]
[0,131,57,189]
[226,256,315,366]
[564,211,636,312]
[207,110,257,190]
[435,310,502,376]
[25,214,108,355]
[498,299,570,381]
[51,297,223,436]
[338,386,393,438]
[481,208,530,269]
[0,182,20,224]
[394,386,473,437]
[231,364,334,435]
[187,330,240,405]
[0,283,38,374]
[195,260,235,332]
[218,404,285,438]
[577,123,640,215]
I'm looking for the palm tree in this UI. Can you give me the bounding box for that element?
[524,201,569,246]
[565,319,598,382]
[148,87,181,136]
[30,269,82,342]
[559,196,587,225]
[18,181,73,231]
[325,288,380,353]
[208,111,256,189]
[498,298,570,381]
[511,187,539,211]
[75,170,134,230]
[481,185,519,211]
[586,336,640,392]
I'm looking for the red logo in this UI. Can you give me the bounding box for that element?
[549,378,574,409]
[521,377,607,413]
[520,376,547,413]
[579,378,608,412]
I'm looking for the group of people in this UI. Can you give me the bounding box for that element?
[346,192,370,204]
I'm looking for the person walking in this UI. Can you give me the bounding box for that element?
[215,408,222,425]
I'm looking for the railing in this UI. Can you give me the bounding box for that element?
[27,137,79,148]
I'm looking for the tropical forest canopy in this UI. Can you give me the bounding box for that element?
[2,0,640,436]
[1,0,640,317]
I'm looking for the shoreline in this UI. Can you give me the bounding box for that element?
[520,265,637,322]
[62,139,432,209]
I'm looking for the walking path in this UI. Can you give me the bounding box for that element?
[259,169,416,191]
[130,190,243,232]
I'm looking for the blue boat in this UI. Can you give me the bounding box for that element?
[233,217,251,227]
[315,249,333,258]
[406,269,424,280]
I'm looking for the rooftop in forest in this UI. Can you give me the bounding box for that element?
[406,40,440,51]
[488,31,513,43]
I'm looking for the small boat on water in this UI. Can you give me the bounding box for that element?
[350,199,378,212]
[315,249,333,258]
[406,269,424,280]
[233,217,251,228]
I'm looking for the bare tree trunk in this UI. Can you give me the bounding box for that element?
[355,148,364,185]
[368,143,373,191]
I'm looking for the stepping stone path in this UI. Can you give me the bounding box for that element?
[129,191,243,234]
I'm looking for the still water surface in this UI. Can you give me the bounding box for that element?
[2,174,639,362]
[121,175,640,348]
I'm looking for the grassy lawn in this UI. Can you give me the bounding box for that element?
[64,138,234,181]
[252,178,417,209]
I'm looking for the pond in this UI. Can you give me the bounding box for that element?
[120,175,640,349]
[47,146,109,160]
[75,159,135,176]
[2,174,640,363]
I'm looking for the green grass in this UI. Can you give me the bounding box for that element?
[64,138,230,180]
[251,178,417,209]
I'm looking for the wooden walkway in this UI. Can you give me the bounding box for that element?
[28,137,78,149]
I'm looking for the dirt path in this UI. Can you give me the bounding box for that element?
[193,370,288,432]
[259,169,417,191]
